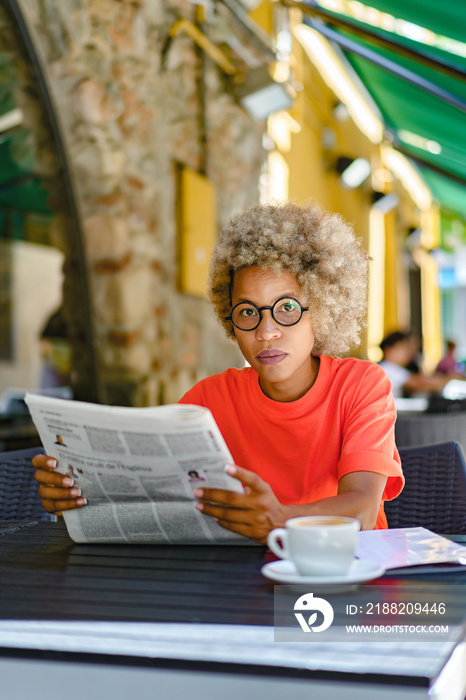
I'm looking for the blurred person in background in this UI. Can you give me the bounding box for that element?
[379,331,463,398]
[436,339,465,376]
[39,307,71,390]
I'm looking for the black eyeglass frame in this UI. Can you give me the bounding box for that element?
[226,296,310,331]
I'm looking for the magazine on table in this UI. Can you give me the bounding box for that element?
[25,393,248,545]
[357,527,466,573]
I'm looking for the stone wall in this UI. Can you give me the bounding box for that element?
[16,0,266,405]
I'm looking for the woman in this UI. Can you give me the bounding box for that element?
[33,201,403,543]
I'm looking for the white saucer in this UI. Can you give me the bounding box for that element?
[261,558,385,587]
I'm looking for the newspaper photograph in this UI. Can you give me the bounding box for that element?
[25,393,248,545]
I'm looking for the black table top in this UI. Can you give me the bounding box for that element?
[0,521,273,624]
[0,521,466,694]
[1,521,466,624]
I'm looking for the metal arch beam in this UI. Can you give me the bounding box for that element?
[215,0,277,63]
[3,0,103,403]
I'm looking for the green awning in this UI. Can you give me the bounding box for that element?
[347,0,466,46]
[439,209,466,250]
[0,55,52,221]
[422,170,466,224]
[299,1,466,219]
[0,132,52,215]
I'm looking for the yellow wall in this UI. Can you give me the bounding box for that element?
[177,167,217,298]
[383,210,399,334]
[248,1,273,35]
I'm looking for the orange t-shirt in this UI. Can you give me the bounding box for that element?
[179,355,404,529]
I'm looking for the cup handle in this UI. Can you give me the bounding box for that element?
[267,528,289,559]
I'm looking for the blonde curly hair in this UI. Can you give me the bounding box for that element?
[208,201,370,356]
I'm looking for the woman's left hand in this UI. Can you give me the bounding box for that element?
[194,464,288,544]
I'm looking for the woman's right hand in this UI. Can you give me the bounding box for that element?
[32,454,87,516]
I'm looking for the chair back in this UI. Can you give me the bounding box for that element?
[395,411,466,452]
[0,447,54,521]
[385,441,466,534]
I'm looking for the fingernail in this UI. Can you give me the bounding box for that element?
[63,477,74,487]
[70,488,82,497]
[195,502,204,511]
[194,489,203,498]
[77,498,88,506]
[47,459,57,469]
[225,464,236,475]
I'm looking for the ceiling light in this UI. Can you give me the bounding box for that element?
[337,157,372,189]
[322,127,337,150]
[237,67,294,121]
[406,227,422,250]
[371,192,399,214]
[333,102,350,122]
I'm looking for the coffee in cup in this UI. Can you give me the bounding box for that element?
[267,515,360,576]
[292,517,350,527]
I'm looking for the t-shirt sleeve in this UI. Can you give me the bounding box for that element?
[337,363,404,501]
[178,381,206,407]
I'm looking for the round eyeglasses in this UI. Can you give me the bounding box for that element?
[227,297,309,331]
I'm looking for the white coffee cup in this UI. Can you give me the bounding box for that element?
[267,515,360,576]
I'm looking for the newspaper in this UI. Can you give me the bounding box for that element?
[25,393,249,545]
